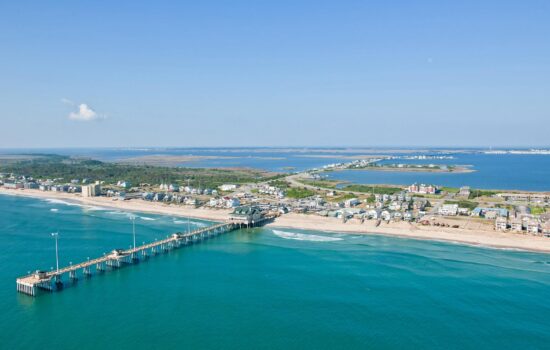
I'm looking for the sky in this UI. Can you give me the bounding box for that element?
[0,0,549,148]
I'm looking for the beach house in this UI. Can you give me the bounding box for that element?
[526,220,540,235]
[510,218,523,232]
[438,204,458,216]
[458,186,471,198]
[220,184,238,191]
[229,206,264,226]
[495,217,508,231]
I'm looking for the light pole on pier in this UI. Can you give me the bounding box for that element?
[187,216,191,234]
[51,232,59,273]
[130,215,136,249]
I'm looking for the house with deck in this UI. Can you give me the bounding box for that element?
[229,206,264,226]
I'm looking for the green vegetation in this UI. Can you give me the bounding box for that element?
[530,206,547,215]
[299,179,340,189]
[325,192,361,203]
[469,189,498,199]
[335,193,358,201]
[286,187,316,199]
[268,179,291,189]
[342,184,403,195]
[495,203,514,210]
[441,187,459,194]
[0,155,280,189]
[444,200,479,210]
[298,179,402,195]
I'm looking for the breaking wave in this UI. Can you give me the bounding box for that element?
[107,211,128,215]
[45,198,107,211]
[272,230,343,242]
[173,219,208,227]
[45,198,79,206]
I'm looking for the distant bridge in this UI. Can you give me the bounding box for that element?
[16,215,274,296]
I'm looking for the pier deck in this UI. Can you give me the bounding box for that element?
[16,216,273,297]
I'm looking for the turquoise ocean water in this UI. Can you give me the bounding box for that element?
[1,194,550,349]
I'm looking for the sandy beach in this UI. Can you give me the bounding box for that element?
[267,214,550,253]
[2,187,550,253]
[0,188,232,221]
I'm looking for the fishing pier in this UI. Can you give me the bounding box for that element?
[17,207,275,297]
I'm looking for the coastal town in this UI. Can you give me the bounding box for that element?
[4,1,550,347]
[1,156,550,246]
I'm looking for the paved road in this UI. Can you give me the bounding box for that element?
[284,173,389,196]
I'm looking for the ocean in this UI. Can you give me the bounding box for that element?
[1,194,549,349]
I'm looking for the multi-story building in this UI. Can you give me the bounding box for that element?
[495,217,508,231]
[510,218,523,232]
[438,204,458,216]
[82,184,101,197]
[527,220,540,235]
[408,183,438,195]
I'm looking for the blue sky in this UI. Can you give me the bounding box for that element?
[1,1,549,148]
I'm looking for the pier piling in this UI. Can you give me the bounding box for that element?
[16,221,242,297]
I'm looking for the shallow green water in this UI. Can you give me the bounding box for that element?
[1,195,549,349]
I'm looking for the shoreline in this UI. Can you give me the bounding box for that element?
[0,188,233,222]
[326,166,475,174]
[2,188,550,254]
[304,175,550,194]
[265,214,550,254]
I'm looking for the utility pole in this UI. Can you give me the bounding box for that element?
[51,232,59,273]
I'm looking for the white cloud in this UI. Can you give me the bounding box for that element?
[64,100,106,121]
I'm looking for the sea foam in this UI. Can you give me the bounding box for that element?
[173,219,208,227]
[45,198,79,206]
[272,230,342,242]
[44,198,107,211]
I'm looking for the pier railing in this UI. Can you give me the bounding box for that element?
[16,222,236,296]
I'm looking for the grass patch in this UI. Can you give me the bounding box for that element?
[267,179,290,189]
[342,184,402,195]
[531,206,547,215]
[286,187,316,199]
[469,189,499,199]
[441,187,459,194]
[335,193,358,201]
[444,200,479,210]
[299,179,340,189]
